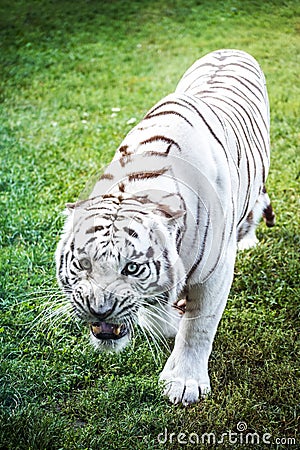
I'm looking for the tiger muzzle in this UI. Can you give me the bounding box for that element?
[77,281,134,343]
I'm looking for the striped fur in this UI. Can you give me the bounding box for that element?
[56,49,275,405]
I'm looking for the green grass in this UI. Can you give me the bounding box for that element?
[0,0,299,448]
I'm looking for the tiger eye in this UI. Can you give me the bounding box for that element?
[79,258,92,271]
[122,262,140,276]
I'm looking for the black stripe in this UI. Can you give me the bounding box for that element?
[118,296,131,310]
[79,236,98,249]
[72,260,81,271]
[203,97,257,186]
[225,61,260,77]
[213,92,268,154]
[100,173,114,180]
[86,225,105,234]
[211,94,267,181]
[145,110,194,127]
[154,260,161,279]
[180,97,226,152]
[217,75,261,102]
[72,296,87,315]
[187,213,210,279]
[196,97,227,131]
[203,226,227,281]
[69,267,77,277]
[203,100,243,169]
[146,99,196,116]
[202,84,268,131]
[237,187,251,228]
[118,303,134,316]
[124,227,139,239]
[207,85,268,129]
[140,135,181,153]
[145,151,169,158]
[59,252,65,273]
[128,168,168,182]
[137,267,148,278]
[118,210,147,219]
[83,213,102,221]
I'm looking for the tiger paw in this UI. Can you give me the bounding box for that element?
[160,374,211,406]
[173,297,186,315]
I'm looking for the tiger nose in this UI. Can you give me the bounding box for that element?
[89,305,113,320]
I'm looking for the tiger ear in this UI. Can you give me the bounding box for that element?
[65,198,91,213]
[63,202,74,216]
[66,202,76,210]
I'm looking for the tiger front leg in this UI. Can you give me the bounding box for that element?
[159,256,235,406]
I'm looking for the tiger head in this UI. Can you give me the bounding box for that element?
[55,192,186,352]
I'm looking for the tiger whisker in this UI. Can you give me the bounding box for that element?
[19,297,73,343]
[138,324,161,364]
[136,298,180,335]
[15,286,63,301]
[136,298,191,348]
[21,297,69,323]
[137,306,171,356]
[140,323,166,363]
[144,321,170,356]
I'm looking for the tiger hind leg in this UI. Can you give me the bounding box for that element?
[238,187,275,251]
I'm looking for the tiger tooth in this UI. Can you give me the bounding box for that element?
[92,324,102,334]
[113,326,121,336]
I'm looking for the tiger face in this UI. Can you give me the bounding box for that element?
[56,193,186,351]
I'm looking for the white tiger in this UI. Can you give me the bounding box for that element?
[56,49,275,405]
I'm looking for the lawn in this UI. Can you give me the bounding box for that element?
[0,0,299,448]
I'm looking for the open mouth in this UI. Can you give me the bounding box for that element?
[90,322,128,341]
